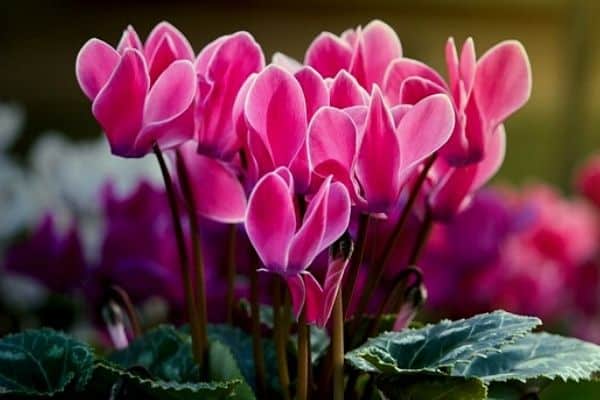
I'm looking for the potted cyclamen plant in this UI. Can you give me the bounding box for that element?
[2,20,600,400]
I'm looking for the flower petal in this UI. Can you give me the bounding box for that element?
[272,52,302,73]
[144,21,194,63]
[305,32,353,78]
[244,65,307,167]
[246,170,296,271]
[308,106,357,170]
[147,35,179,83]
[295,67,329,119]
[396,93,455,171]
[116,25,143,53]
[136,60,196,152]
[197,32,264,159]
[355,87,401,213]
[318,255,349,327]
[459,38,476,101]
[76,39,120,100]
[329,70,368,108]
[350,20,403,89]
[287,177,330,272]
[474,40,532,129]
[383,58,446,104]
[399,76,447,105]
[321,182,351,249]
[286,274,306,318]
[302,272,324,325]
[179,142,247,223]
[472,124,506,190]
[92,49,148,157]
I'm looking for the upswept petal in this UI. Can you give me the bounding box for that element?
[116,25,143,53]
[92,49,149,157]
[305,32,353,78]
[349,20,402,89]
[474,40,532,130]
[272,52,302,73]
[321,182,351,249]
[295,67,329,119]
[136,60,196,152]
[144,21,194,64]
[197,32,264,159]
[244,65,307,167]
[317,255,349,327]
[302,272,325,324]
[383,58,446,104]
[76,38,120,100]
[445,37,460,97]
[399,76,447,105]
[472,124,506,190]
[355,87,402,213]
[286,274,306,318]
[459,38,476,102]
[147,35,179,83]
[245,169,297,272]
[178,142,247,223]
[396,94,454,171]
[329,70,369,108]
[308,106,357,169]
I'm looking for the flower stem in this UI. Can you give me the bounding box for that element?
[297,309,309,400]
[342,213,371,316]
[408,207,433,266]
[175,150,209,364]
[153,144,204,366]
[273,278,291,400]
[225,224,237,324]
[332,289,345,400]
[249,253,267,397]
[352,154,437,320]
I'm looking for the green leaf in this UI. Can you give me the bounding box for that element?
[208,324,279,394]
[0,328,94,396]
[105,325,255,399]
[454,332,600,383]
[375,373,488,400]
[346,310,541,375]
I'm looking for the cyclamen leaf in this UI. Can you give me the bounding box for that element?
[346,310,541,374]
[0,328,94,396]
[107,325,255,399]
[374,373,487,400]
[454,332,600,384]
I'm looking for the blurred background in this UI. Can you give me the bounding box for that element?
[1,0,600,189]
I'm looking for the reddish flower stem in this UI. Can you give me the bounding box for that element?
[297,309,310,400]
[108,285,142,338]
[342,213,371,316]
[225,224,237,324]
[273,278,291,400]
[153,144,204,366]
[249,251,267,397]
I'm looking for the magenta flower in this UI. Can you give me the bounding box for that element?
[576,155,600,210]
[239,65,327,192]
[245,168,351,323]
[173,141,247,223]
[427,125,506,220]
[305,20,402,90]
[309,87,454,215]
[384,38,531,165]
[195,32,264,160]
[76,22,196,157]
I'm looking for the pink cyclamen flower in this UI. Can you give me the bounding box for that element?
[384,38,531,165]
[76,22,196,157]
[309,86,455,216]
[245,167,351,323]
[173,141,247,223]
[305,20,402,90]
[575,155,600,210]
[238,65,328,193]
[427,125,506,220]
[195,32,265,160]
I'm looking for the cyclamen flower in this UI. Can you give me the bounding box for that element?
[384,38,531,165]
[305,20,402,90]
[237,65,328,193]
[309,87,454,216]
[245,168,351,324]
[76,22,196,157]
[195,32,264,160]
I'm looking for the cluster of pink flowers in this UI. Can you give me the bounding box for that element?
[75,20,531,326]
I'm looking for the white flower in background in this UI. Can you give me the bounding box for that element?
[0,102,24,151]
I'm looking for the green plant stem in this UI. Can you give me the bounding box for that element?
[153,144,204,366]
[225,224,237,324]
[351,154,436,319]
[332,290,345,400]
[297,310,310,400]
[249,254,267,397]
[108,285,142,337]
[342,213,371,315]
[273,278,291,400]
